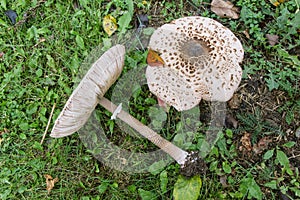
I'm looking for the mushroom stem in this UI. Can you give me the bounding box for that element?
[98,97,188,165]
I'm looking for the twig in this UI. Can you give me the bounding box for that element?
[41,103,56,144]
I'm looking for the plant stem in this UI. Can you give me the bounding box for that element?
[98,97,188,165]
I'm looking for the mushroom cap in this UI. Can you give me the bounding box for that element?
[50,44,125,138]
[146,16,244,111]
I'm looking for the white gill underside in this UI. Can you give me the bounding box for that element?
[50,44,125,138]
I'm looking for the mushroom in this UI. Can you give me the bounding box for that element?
[51,44,125,137]
[50,44,205,176]
[146,16,244,111]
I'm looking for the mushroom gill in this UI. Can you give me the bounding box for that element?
[146,16,244,111]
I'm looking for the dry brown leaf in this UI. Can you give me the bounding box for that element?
[219,176,229,188]
[45,174,59,194]
[266,34,279,46]
[239,132,252,152]
[225,115,238,128]
[269,0,285,7]
[243,30,250,39]
[211,0,239,19]
[253,137,272,154]
[228,94,241,109]
[103,15,117,36]
[0,128,9,135]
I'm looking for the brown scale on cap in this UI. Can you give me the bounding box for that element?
[146,16,244,111]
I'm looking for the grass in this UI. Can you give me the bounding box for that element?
[0,0,299,199]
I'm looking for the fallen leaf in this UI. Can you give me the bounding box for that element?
[157,97,170,113]
[33,38,46,47]
[225,114,238,128]
[173,175,202,200]
[243,30,250,39]
[45,174,59,194]
[136,14,149,29]
[103,15,118,36]
[5,10,18,25]
[239,132,252,152]
[253,137,272,154]
[211,0,239,19]
[147,49,165,67]
[266,34,279,46]
[269,0,285,7]
[228,94,240,109]
[220,176,229,188]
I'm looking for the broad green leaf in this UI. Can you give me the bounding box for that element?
[222,161,232,174]
[148,107,167,122]
[118,11,132,35]
[283,141,296,148]
[98,182,109,194]
[143,27,155,35]
[276,149,293,175]
[138,189,157,200]
[127,184,136,192]
[173,133,185,147]
[19,122,29,131]
[0,18,8,27]
[197,138,211,158]
[160,170,168,194]
[33,141,43,151]
[173,175,202,200]
[290,187,300,197]
[226,129,233,138]
[266,72,279,91]
[46,54,55,68]
[149,160,166,175]
[126,0,134,15]
[75,35,85,49]
[36,68,43,77]
[285,110,294,125]
[276,150,290,168]
[27,26,37,41]
[20,133,27,140]
[1,0,6,9]
[209,160,218,172]
[240,177,263,200]
[248,178,263,200]
[289,11,300,36]
[263,149,274,160]
[264,180,277,189]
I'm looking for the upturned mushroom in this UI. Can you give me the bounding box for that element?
[51,44,205,176]
[146,16,244,111]
[51,44,125,137]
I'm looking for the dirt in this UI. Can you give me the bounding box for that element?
[180,151,208,177]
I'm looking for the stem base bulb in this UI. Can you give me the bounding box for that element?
[180,151,207,177]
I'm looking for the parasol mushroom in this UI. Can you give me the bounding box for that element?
[50,44,205,176]
[50,44,125,137]
[146,16,244,111]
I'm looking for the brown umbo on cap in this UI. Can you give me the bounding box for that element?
[146,16,244,111]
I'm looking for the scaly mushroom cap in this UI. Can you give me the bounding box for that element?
[51,44,125,138]
[146,16,244,111]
